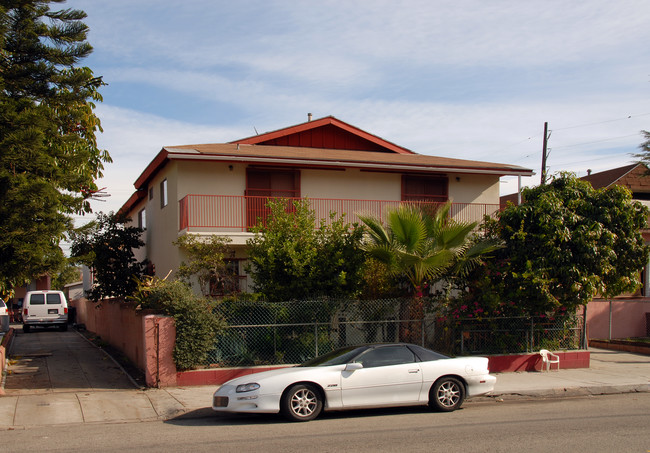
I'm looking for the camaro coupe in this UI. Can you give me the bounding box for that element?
[212,343,496,421]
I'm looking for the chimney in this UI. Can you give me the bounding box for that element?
[307,113,312,122]
[587,169,592,176]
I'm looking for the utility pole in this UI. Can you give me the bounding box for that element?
[541,122,549,184]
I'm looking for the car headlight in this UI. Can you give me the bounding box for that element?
[236,383,260,393]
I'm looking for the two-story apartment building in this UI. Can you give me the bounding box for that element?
[119,115,533,293]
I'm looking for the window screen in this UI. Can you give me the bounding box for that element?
[402,175,448,202]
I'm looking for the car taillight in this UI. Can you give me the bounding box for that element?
[64,307,68,314]
[23,308,28,316]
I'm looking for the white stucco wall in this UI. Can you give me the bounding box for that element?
[301,168,402,201]
[127,159,505,283]
[448,173,501,204]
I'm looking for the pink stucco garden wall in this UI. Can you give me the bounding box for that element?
[71,298,177,387]
[0,329,15,395]
[586,299,650,339]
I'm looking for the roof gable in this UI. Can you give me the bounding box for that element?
[231,116,414,155]
[580,163,640,189]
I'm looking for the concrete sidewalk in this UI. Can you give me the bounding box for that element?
[1,348,648,429]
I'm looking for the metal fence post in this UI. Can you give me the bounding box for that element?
[314,321,319,358]
[421,318,425,347]
[608,300,612,340]
[583,305,588,349]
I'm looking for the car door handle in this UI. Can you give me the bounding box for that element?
[408,369,420,373]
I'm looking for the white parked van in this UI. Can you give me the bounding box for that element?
[22,290,68,332]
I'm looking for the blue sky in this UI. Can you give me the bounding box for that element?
[68,0,650,216]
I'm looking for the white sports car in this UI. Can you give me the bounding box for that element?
[212,343,496,421]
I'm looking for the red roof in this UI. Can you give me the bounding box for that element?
[121,116,534,215]
[231,116,414,155]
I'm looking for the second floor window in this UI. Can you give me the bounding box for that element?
[245,168,300,228]
[402,175,448,203]
[160,179,168,208]
[138,208,146,230]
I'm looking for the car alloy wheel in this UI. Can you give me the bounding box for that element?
[430,377,465,412]
[281,384,323,422]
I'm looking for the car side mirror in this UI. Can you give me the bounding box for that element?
[344,362,363,371]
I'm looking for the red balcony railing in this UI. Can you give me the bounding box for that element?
[179,195,500,232]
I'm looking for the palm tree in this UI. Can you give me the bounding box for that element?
[359,203,500,341]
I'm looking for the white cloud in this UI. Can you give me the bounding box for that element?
[62,0,650,209]
[87,105,249,214]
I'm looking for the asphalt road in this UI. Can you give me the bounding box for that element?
[3,393,650,452]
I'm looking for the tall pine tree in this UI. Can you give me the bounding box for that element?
[0,1,110,295]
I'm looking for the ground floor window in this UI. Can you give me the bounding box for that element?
[210,259,247,296]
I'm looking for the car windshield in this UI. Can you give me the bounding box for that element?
[298,346,367,367]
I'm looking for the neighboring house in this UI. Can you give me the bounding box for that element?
[119,115,533,295]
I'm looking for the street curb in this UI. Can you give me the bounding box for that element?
[161,384,650,422]
[163,407,216,421]
[474,383,650,401]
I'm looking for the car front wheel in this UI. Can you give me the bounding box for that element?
[281,384,323,422]
[429,377,465,412]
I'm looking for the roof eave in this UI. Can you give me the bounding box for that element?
[164,150,534,177]
[134,148,171,189]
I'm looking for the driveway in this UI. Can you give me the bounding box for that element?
[1,327,199,427]
[4,327,137,395]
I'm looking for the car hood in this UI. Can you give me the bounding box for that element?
[222,365,334,387]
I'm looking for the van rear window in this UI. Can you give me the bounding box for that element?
[46,294,62,304]
[30,294,45,304]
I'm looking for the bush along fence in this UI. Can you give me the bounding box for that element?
[208,298,586,368]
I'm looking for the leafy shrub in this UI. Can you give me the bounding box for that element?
[134,277,225,370]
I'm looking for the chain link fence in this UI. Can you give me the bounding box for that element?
[206,298,585,367]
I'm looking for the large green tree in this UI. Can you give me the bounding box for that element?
[636,130,650,165]
[470,173,650,316]
[70,212,148,301]
[0,1,110,295]
[246,198,366,301]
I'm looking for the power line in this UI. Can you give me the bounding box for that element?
[552,112,650,131]
[493,113,649,161]
[549,155,633,168]
[550,133,640,150]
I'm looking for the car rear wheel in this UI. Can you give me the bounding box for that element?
[429,377,465,412]
[22,324,30,333]
[280,384,323,422]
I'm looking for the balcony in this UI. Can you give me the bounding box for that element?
[179,195,500,233]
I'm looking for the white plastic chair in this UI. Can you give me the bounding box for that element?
[539,349,560,371]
